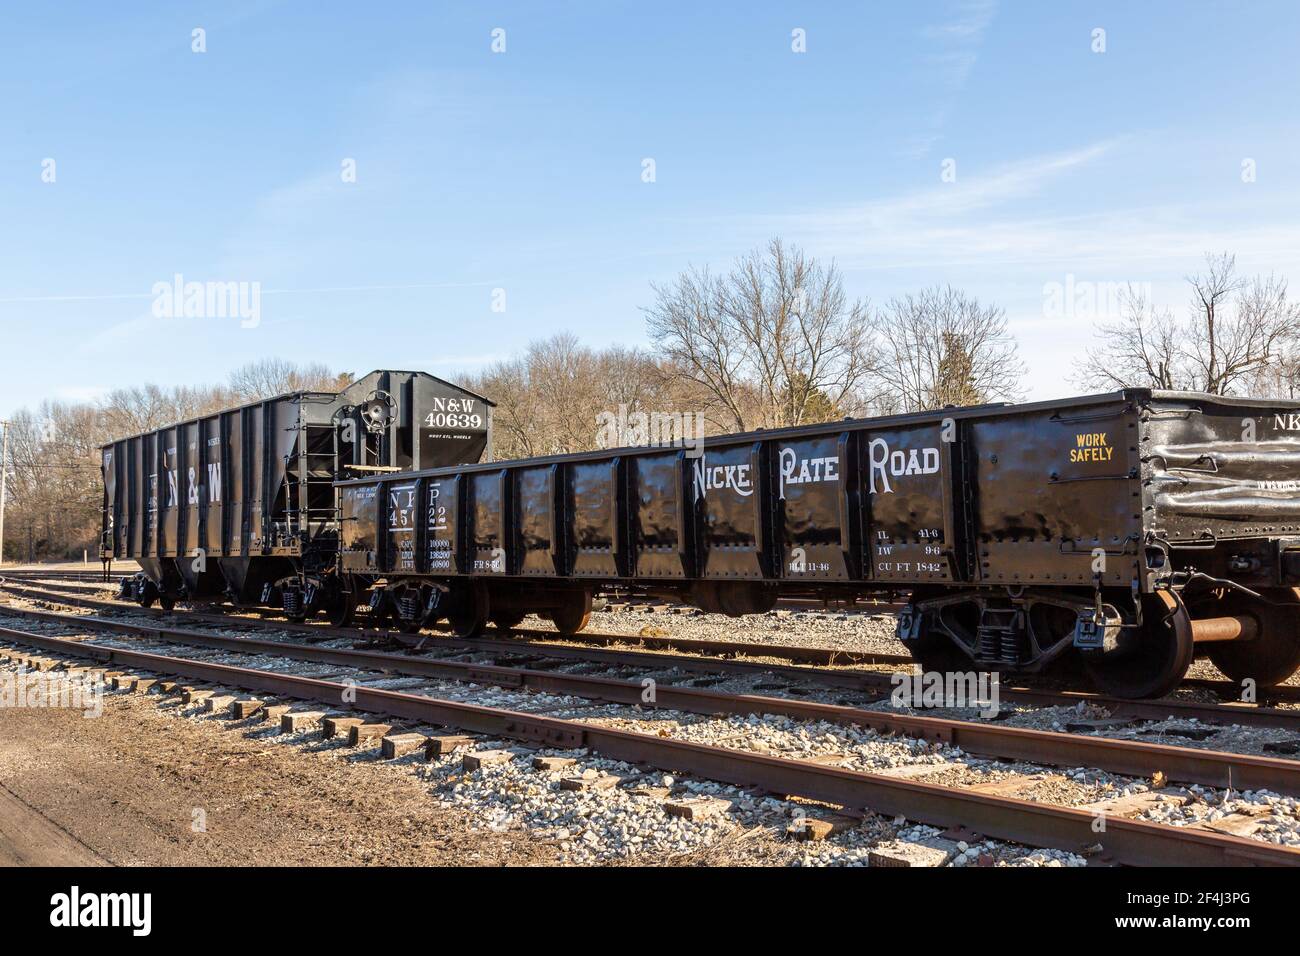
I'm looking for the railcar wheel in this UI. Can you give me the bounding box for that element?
[158,595,176,612]
[136,579,158,609]
[899,607,973,675]
[552,592,593,636]
[326,587,357,628]
[1084,593,1194,700]
[491,612,526,631]
[447,584,489,639]
[367,606,389,629]
[421,588,446,628]
[1204,594,1300,689]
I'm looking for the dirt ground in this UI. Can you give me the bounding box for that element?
[0,689,562,867]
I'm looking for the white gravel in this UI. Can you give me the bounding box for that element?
[587,606,904,655]
[1135,786,1300,846]
[6,599,1300,864]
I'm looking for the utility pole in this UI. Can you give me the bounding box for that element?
[0,419,8,568]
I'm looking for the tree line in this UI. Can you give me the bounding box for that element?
[1073,253,1300,397]
[468,238,1026,459]
[7,242,1295,561]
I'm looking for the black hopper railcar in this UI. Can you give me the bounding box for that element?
[336,389,1300,699]
[101,370,493,622]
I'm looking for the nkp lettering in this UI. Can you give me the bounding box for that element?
[693,455,752,500]
[695,443,936,498]
[778,447,839,499]
[868,439,939,495]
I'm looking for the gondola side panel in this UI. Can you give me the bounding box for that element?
[385,479,420,573]
[775,433,852,581]
[968,400,1141,587]
[181,421,201,557]
[470,470,509,575]
[630,451,689,579]
[227,411,245,556]
[693,442,766,579]
[203,415,223,556]
[516,465,559,576]
[425,475,460,574]
[569,459,621,578]
[862,422,955,585]
[339,483,380,573]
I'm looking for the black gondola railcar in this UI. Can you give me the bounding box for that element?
[336,389,1300,699]
[101,370,493,621]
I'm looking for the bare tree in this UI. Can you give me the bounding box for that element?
[3,359,350,560]
[1073,285,1182,392]
[644,239,877,431]
[227,359,350,403]
[1075,253,1300,395]
[3,402,110,561]
[1184,253,1244,392]
[1251,348,1300,400]
[876,286,1025,412]
[466,355,536,460]
[464,335,687,460]
[1233,273,1300,397]
[98,383,226,437]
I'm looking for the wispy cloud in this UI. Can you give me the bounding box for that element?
[2,279,497,307]
[922,0,999,44]
[752,140,1115,255]
[836,141,1112,224]
[737,137,1300,279]
[904,0,999,156]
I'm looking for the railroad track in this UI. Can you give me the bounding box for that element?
[0,575,914,668]
[4,579,1300,732]
[2,568,912,613]
[5,600,1300,792]
[1,614,1297,866]
[21,575,1300,709]
[0,568,123,582]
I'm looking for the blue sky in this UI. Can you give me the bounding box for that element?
[3,1,1300,419]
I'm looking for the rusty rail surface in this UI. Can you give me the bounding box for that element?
[0,575,913,667]
[0,623,1295,867]
[4,581,1300,730]
[6,605,1300,798]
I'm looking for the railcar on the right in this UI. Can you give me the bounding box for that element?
[901,390,1300,698]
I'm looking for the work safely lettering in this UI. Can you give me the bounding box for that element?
[1070,432,1114,463]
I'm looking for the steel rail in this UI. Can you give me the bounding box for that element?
[0,581,890,687]
[1,575,914,668]
[5,581,1300,730]
[1,572,912,612]
[0,623,1294,867]
[7,604,1300,796]
[506,626,911,667]
[24,577,1300,705]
